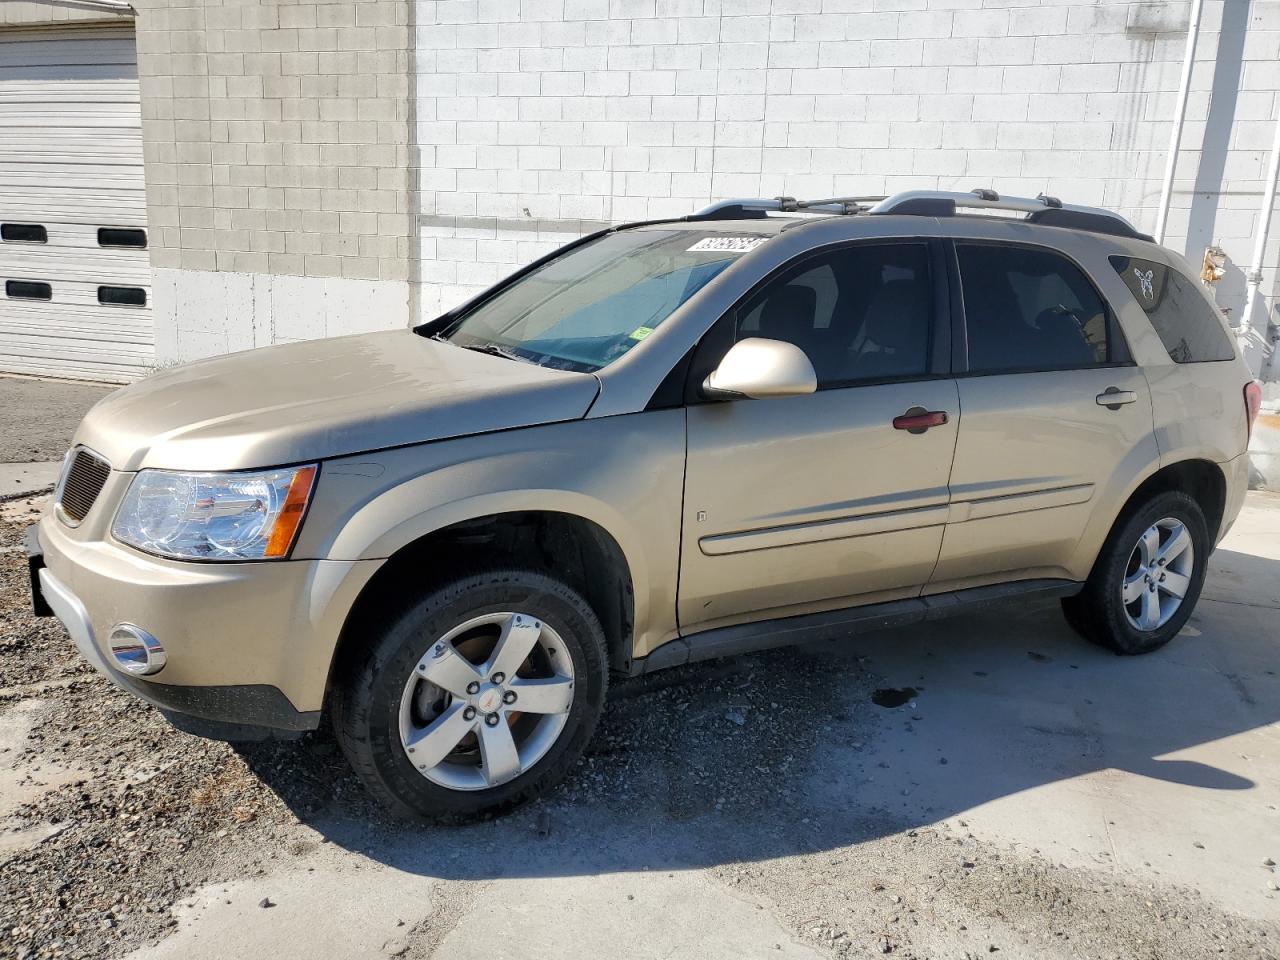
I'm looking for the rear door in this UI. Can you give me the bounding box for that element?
[679,239,959,633]
[928,240,1157,590]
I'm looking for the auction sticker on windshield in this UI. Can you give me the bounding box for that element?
[687,236,768,253]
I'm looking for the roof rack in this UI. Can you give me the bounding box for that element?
[687,188,1153,242]
[870,189,1152,241]
[690,196,884,220]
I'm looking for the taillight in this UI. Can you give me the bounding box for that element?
[1244,380,1262,443]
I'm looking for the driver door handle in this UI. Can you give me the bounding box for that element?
[1096,387,1138,409]
[893,408,949,434]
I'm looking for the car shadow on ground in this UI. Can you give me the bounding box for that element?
[236,546,1280,882]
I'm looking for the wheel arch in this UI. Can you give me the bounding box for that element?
[1117,458,1227,545]
[328,509,638,705]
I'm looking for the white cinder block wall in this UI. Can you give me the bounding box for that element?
[414,0,1280,381]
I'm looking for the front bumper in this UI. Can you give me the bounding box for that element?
[29,516,381,740]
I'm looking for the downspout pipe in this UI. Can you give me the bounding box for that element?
[1153,0,1204,246]
[1240,111,1280,365]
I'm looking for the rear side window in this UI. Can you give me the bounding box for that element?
[734,242,934,387]
[1109,256,1233,363]
[958,243,1111,374]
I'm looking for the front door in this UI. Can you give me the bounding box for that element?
[928,241,1158,589]
[679,240,959,633]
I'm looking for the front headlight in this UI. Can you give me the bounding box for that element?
[112,465,318,561]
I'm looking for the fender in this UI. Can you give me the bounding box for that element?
[297,413,688,658]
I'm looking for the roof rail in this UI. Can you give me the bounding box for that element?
[871,189,1152,242]
[690,196,884,220]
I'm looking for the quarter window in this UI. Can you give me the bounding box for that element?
[733,243,934,388]
[957,244,1111,374]
[1109,256,1233,363]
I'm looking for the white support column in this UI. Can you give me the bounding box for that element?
[1153,0,1204,246]
[1240,111,1280,372]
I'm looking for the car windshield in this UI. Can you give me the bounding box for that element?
[437,228,772,372]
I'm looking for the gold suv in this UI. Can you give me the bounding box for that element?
[29,190,1261,820]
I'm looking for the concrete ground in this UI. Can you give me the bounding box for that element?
[0,375,112,497]
[112,493,1280,957]
[0,376,112,463]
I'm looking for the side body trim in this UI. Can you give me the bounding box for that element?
[699,502,948,556]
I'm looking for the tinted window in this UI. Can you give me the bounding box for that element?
[1110,256,1233,363]
[98,285,146,306]
[2,223,46,243]
[958,244,1110,373]
[98,227,147,248]
[734,243,933,387]
[6,280,51,300]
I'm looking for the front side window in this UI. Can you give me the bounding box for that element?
[1109,256,1233,363]
[440,229,772,372]
[732,242,934,387]
[958,243,1111,374]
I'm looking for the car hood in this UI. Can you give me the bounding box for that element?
[75,331,601,472]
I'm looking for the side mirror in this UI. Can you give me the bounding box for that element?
[702,337,818,400]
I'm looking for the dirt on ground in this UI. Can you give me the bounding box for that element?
[1,494,1276,960]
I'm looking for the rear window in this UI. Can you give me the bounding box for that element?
[1109,257,1233,363]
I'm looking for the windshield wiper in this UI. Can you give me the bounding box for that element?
[459,341,526,363]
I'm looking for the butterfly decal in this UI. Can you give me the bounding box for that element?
[1133,268,1154,301]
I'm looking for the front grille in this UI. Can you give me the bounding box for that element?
[56,448,111,525]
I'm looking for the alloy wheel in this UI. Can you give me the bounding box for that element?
[398,612,575,791]
[1120,517,1194,632]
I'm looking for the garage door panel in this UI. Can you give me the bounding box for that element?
[0,35,137,67]
[0,171,150,195]
[0,305,153,345]
[0,77,140,97]
[0,26,151,382]
[3,278,149,308]
[0,322,153,350]
[0,226,149,258]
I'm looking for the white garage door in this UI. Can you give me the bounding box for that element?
[0,25,151,383]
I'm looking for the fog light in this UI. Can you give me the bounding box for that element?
[108,623,166,676]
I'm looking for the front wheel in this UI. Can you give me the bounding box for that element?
[332,569,608,820]
[1062,490,1209,655]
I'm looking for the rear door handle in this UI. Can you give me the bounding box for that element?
[893,408,949,434]
[1096,387,1138,409]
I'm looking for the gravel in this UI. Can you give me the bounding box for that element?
[0,503,371,960]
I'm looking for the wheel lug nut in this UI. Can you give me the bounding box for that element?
[491,672,505,684]
[484,713,500,727]
[503,690,517,705]
[466,681,480,695]
[463,706,476,721]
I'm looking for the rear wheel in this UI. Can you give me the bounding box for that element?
[332,569,608,820]
[1062,490,1209,655]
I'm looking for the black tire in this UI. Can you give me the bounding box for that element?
[331,568,608,821]
[1061,490,1209,655]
